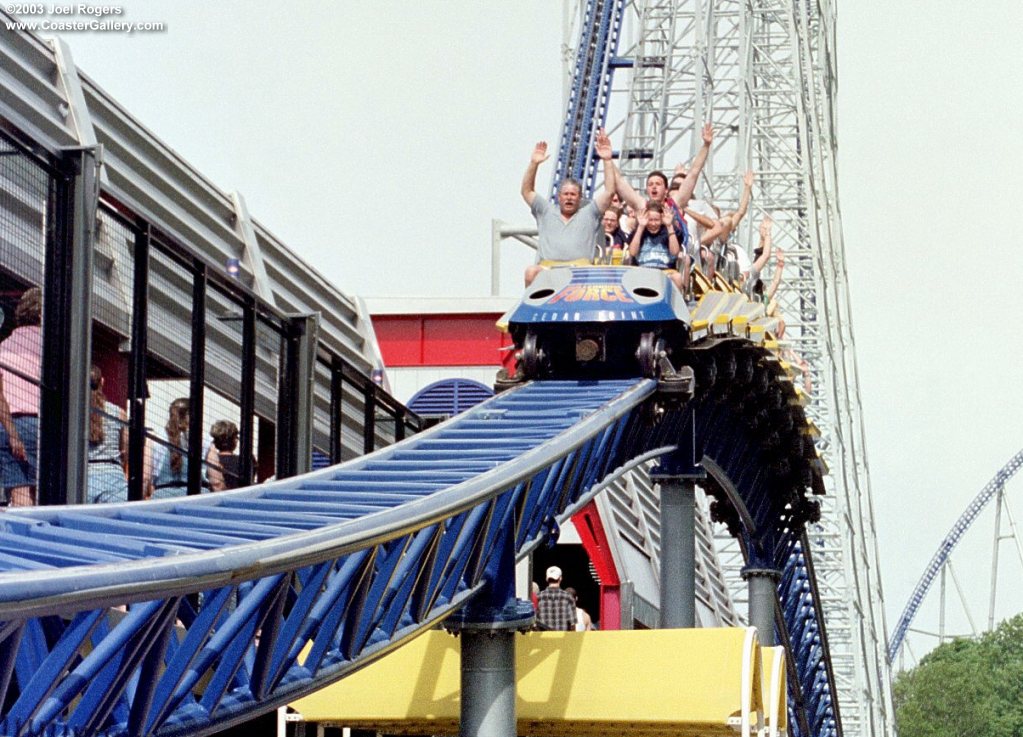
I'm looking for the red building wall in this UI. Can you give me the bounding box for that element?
[373,314,515,370]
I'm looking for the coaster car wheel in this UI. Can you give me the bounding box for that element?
[521,332,547,379]
[637,332,662,379]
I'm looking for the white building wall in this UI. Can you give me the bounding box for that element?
[383,366,503,406]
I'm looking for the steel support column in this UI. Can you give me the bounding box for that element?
[329,355,343,463]
[276,313,318,479]
[744,567,780,646]
[448,522,533,737]
[656,477,696,628]
[187,263,207,497]
[651,419,702,629]
[363,384,377,456]
[126,223,150,502]
[238,301,257,487]
[38,146,98,505]
[459,629,516,737]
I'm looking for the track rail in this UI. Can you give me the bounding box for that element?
[0,334,838,737]
[0,380,664,736]
[551,0,626,198]
[888,448,1023,660]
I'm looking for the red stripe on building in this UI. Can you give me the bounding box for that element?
[373,314,515,370]
[573,500,623,630]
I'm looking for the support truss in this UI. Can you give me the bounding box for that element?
[564,1,896,734]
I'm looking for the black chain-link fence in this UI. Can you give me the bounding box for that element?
[0,129,422,507]
[0,135,50,506]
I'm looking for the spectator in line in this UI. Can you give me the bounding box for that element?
[87,365,128,504]
[521,129,617,285]
[143,397,191,499]
[627,202,688,292]
[535,565,577,631]
[0,287,42,507]
[205,420,250,491]
[564,587,594,632]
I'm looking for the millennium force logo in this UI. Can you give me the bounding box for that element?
[548,284,635,304]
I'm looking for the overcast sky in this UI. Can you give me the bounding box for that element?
[22,1,1023,656]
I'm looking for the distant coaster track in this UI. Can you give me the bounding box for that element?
[888,448,1023,661]
[551,0,626,198]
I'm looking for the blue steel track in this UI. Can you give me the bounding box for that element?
[888,448,1023,661]
[551,0,626,198]
[0,335,838,737]
[0,2,841,734]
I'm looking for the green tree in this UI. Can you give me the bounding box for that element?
[894,612,1023,737]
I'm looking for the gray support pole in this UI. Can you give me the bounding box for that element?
[619,580,635,630]
[276,313,318,479]
[658,477,697,628]
[744,568,780,646]
[450,524,531,737]
[292,313,317,475]
[38,146,98,505]
[460,629,517,737]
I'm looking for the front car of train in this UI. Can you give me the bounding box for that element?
[499,266,691,380]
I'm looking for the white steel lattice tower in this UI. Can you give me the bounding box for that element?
[562,1,896,735]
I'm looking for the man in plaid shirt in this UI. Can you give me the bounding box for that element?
[536,566,577,631]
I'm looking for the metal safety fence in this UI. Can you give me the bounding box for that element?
[0,133,55,506]
[0,128,422,507]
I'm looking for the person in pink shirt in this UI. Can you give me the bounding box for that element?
[0,287,42,507]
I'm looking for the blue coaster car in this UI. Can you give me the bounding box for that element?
[501,266,692,379]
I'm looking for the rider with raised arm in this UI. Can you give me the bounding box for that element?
[687,170,755,279]
[613,123,712,218]
[627,201,688,292]
[521,130,617,286]
[612,123,713,269]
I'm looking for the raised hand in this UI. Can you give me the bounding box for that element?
[743,170,755,187]
[531,142,550,165]
[674,162,687,177]
[759,215,773,238]
[702,122,713,146]
[636,210,649,229]
[775,248,785,268]
[594,128,613,160]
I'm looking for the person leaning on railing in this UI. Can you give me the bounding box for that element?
[87,365,129,504]
[143,397,191,500]
[0,287,42,507]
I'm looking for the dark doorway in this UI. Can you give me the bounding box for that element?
[532,542,601,629]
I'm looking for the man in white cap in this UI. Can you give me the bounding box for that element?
[535,565,577,631]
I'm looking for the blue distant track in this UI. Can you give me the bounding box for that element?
[888,448,1023,661]
[551,0,626,198]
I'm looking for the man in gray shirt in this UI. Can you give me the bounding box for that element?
[520,129,617,285]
